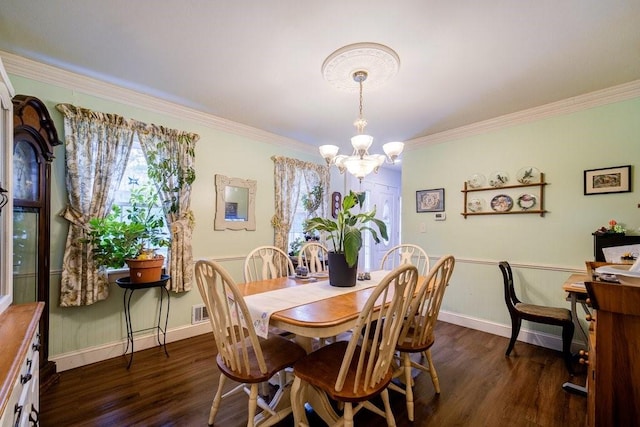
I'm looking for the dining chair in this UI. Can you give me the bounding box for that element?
[244,245,295,282]
[499,261,574,374]
[195,260,307,427]
[379,244,430,275]
[297,242,328,274]
[389,254,455,421]
[290,264,419,427]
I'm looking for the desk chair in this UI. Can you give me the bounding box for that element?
[291,264,419,427]
[390,255,455,421]
[380,244,430,275]
[297,242,328,274]
[244,246,295,282]
[195,260,306,427]
[499,261,574,374]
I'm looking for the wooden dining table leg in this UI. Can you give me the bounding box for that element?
[294,336,314,354]
[291,335,341,424]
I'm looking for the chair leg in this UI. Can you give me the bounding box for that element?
[401,352,415,421]
[380,389,397,427]
[506,316,522,356]
[424,349,441,394]
[209,374,226,425]
[343,402,354,427]
[562,322,575,375]
[247,384,259,427]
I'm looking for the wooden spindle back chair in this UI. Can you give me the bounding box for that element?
[297,242,328,274]
[291,264,419,427]
[195,260,306,426]
[390,254,455,421]
[243,246,295,282]
[380,243,430,275]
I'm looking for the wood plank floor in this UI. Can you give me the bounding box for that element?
[40,322,587,426]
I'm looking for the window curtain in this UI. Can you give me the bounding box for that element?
[136,124,198,293]
[271,156,329,253]
[56,104,135,306]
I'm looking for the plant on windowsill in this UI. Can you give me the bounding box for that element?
[82,185,170,283]
[304,190,387,287]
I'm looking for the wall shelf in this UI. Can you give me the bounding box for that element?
[461,173,548,218]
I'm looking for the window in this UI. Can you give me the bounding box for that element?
[112,138,169,261]
[287,183,323,256]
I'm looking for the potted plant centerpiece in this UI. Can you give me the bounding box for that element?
[304,190,387,287]
[83,186,170,283]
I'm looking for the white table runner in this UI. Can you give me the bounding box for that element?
[245,270,389,338]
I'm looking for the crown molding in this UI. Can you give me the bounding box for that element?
[0,50,316,154]
[3,50,638,153]
[406,79,640,149]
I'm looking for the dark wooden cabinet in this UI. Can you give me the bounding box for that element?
[12,95,61,391]
[592,233,640,262]
[584,281,640,427]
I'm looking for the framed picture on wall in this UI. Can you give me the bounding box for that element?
[584,165,631,195]
[416,188,445,212]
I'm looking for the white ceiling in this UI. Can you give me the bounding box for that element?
[1,1,639,156]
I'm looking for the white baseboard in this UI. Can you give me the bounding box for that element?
[52,310,582,372]
[438,310,586,352]
[52,322,212,372]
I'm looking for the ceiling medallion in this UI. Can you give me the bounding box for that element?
[321,42,400,92]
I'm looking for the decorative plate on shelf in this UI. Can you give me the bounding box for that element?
[488,171,509,187]
[490,194,514,212]
[467,173,486,189]
[467,198,485,212]
[517,194,537,210]
[516,167,540,184]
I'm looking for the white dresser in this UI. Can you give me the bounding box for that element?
[0,303,43,427]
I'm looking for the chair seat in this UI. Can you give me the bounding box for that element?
[217,335,306,384]
[515,302,572,324]
[293,341,394,403]
[396,330,435,353]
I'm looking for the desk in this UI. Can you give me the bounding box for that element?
[562,273,591,345]
[562,273,592,396]
[116,275,170,369]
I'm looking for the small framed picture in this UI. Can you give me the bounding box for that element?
[416,188,445,212]
[584,165,631,195]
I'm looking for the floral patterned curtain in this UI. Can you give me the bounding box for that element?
[136,124,198,293]
[56,104,135,306]
[271,156,329,253]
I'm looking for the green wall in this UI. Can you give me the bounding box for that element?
[402,98,640,332]
[9,68,640,363]
[9,74,319,359]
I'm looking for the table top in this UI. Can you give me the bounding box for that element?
[562,273,589,294]
[238,274,412,340]
[116,274,170,290]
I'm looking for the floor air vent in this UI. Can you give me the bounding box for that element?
[192,304,209,324]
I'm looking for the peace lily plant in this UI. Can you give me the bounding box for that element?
[304,190,388,267]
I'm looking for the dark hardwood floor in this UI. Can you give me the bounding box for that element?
[40,322,587,426]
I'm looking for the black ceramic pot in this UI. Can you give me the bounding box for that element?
[327,252,357,287]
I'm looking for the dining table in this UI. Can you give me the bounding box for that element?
[237,269,418,424]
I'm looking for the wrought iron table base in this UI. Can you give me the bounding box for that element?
[116,275,170,369]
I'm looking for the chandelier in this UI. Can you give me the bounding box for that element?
[319,43,404,182]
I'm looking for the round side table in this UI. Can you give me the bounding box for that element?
[116,275,170,369]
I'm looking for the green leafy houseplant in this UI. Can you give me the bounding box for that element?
[83,186,170,269]
[304,190,388,267]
